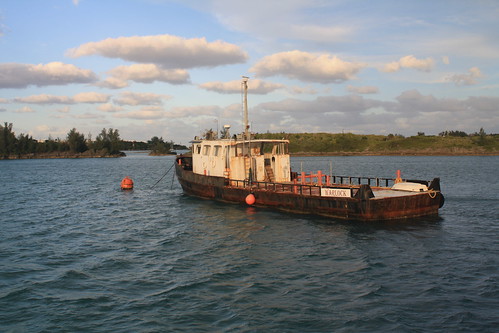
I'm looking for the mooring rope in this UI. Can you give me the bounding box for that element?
[170,166,176,189]
[151,162,175,189]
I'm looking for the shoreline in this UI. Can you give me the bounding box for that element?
[1,152,126,160]
[291,151,499,157]
[2,151,498,160]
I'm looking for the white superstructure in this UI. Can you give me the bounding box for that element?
[191,138,291,183]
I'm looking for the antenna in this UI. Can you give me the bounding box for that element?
[242,76,249,140]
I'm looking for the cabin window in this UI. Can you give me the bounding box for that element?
[214,145,222,156]
[195,144,201,154]
[203,145,211,155]
[274,143,288,155]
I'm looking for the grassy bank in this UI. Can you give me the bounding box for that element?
[255,132,499,155]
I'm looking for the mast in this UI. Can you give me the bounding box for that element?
[242,76,249,140]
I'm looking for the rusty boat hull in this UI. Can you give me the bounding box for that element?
[175,159,444,222]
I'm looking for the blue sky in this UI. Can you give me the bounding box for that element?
[1,0,498,144]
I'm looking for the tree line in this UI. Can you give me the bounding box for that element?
[0,122,181,158]
[255,129,498,154]
[437,129,487,137]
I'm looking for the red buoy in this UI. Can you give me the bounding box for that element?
[121,176,134,190]
[245,193,255,205]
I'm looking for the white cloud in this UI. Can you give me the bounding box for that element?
[259,95,388,114]
[199,79,284,94]
[395,90,464,114]
[72,113,104,119]
[250,50,365,83]
[0,18,6,38]
[13,92,110,104]
[382,55,435,73]
[67,34,248,69]
[100,64,190,88]
[57,106,71,113]
[97,103,123,113]
[14,94,72,104]
[72,92,110,103]
[15,106,35,113]
[288,24,353,43]
[445,67,482,86]
[166,105,222,118]
[114,106,168,120]
[465,96,499,112]
[191,0,354,45]
[289,86,318,95]
[243,90,498,136]
[96,77,129,89]
[0,62,97,88]
[347,85,379,94]
[420,33,499,60]
[31,125,66,140]
[113,91,171,106]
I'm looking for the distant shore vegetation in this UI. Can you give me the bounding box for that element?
[0,123,186,159]
[2,122,497,159]
[255,129,498,155]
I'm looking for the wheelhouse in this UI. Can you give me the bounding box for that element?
[191,138,290,183]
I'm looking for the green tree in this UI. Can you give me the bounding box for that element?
[17,133,37,154]
[66,128,88,153]
[439,130,468,137]
[94,128,121,154]
[148,136,172,154]
[43,135,58,153]
[0,122,17,157]
[109,128,121,154]
[476,127,487,146]
[94,129,108,152]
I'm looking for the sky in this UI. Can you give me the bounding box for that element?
[1,0,498,144]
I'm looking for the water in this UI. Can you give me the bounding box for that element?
[1,154,498,332]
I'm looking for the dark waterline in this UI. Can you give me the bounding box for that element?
[1,155,498,332]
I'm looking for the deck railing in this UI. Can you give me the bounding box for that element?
[229,179,320,196]
[296,171,401,187]
[228,172,431,197]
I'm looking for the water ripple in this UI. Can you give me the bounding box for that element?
[1,155,498,332]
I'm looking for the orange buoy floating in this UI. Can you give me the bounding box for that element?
[121,176,134,190]
[245,193,255,205]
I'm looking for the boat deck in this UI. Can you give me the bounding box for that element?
[231,180,425,199]
[371,189,423,198]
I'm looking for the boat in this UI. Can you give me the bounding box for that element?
[175,77,444,221]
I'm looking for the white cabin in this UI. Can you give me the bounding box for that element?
[191,138,291,183]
